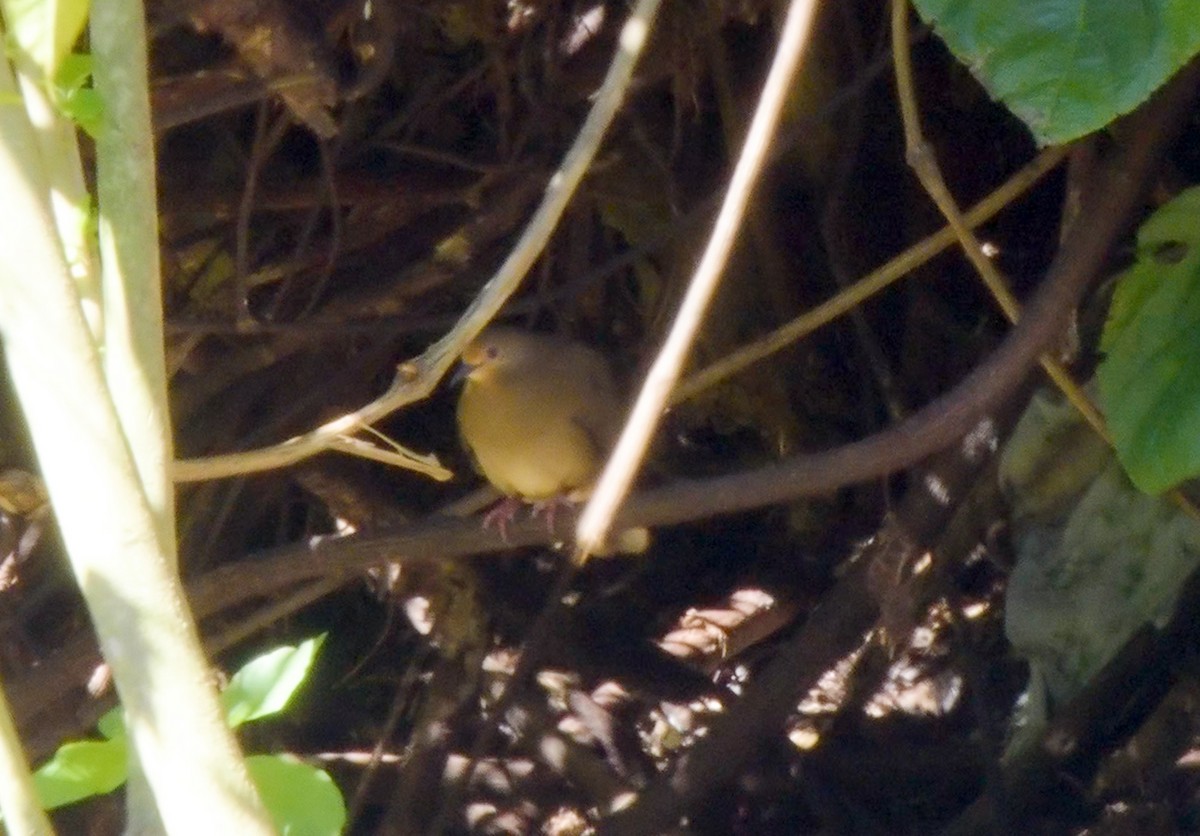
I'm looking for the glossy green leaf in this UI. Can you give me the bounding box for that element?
[52,50,90,89]
[222,634,326,728]
[96,706,124,740]
[53,52,103,137]
[1,0,92,81]
[22,635,329,817]
[1097,186,1200,494]
[56,85,102,136]
[247,754,346,836]
[911,0,1200,144]
[33,738,127,810]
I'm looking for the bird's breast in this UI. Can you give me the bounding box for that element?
[458,376,604,500]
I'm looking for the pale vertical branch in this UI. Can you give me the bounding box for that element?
[0,33,274,836]
[10,70,102,342]
[90,0,219,827]
[92,0,173,550]
[576,0,823,556]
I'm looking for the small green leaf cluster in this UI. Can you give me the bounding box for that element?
[53,52,101,137]
[2,0,103,133]
[32,635,345,835]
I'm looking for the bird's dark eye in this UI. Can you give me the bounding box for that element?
[485,345,499,360]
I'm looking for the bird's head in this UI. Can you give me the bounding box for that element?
[455,327,535,386]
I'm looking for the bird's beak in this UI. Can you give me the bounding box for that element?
[450,360,473,387]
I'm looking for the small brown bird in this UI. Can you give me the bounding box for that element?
[456,327,622,506]
[456,327,649,553]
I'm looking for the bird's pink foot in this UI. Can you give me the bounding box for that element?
[529,496,576,535]
[482,497,523,542]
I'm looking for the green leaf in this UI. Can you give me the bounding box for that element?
[1097,186,1200,494]
[33,738,127,810]
[246,754,346,836]
[1,0,92,82]
[52,51,104,137]
[911,0,1200,145]
[96,706,125,740]
[57,85,102,136]
[222,634,326,728]
[52,50,90,90]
